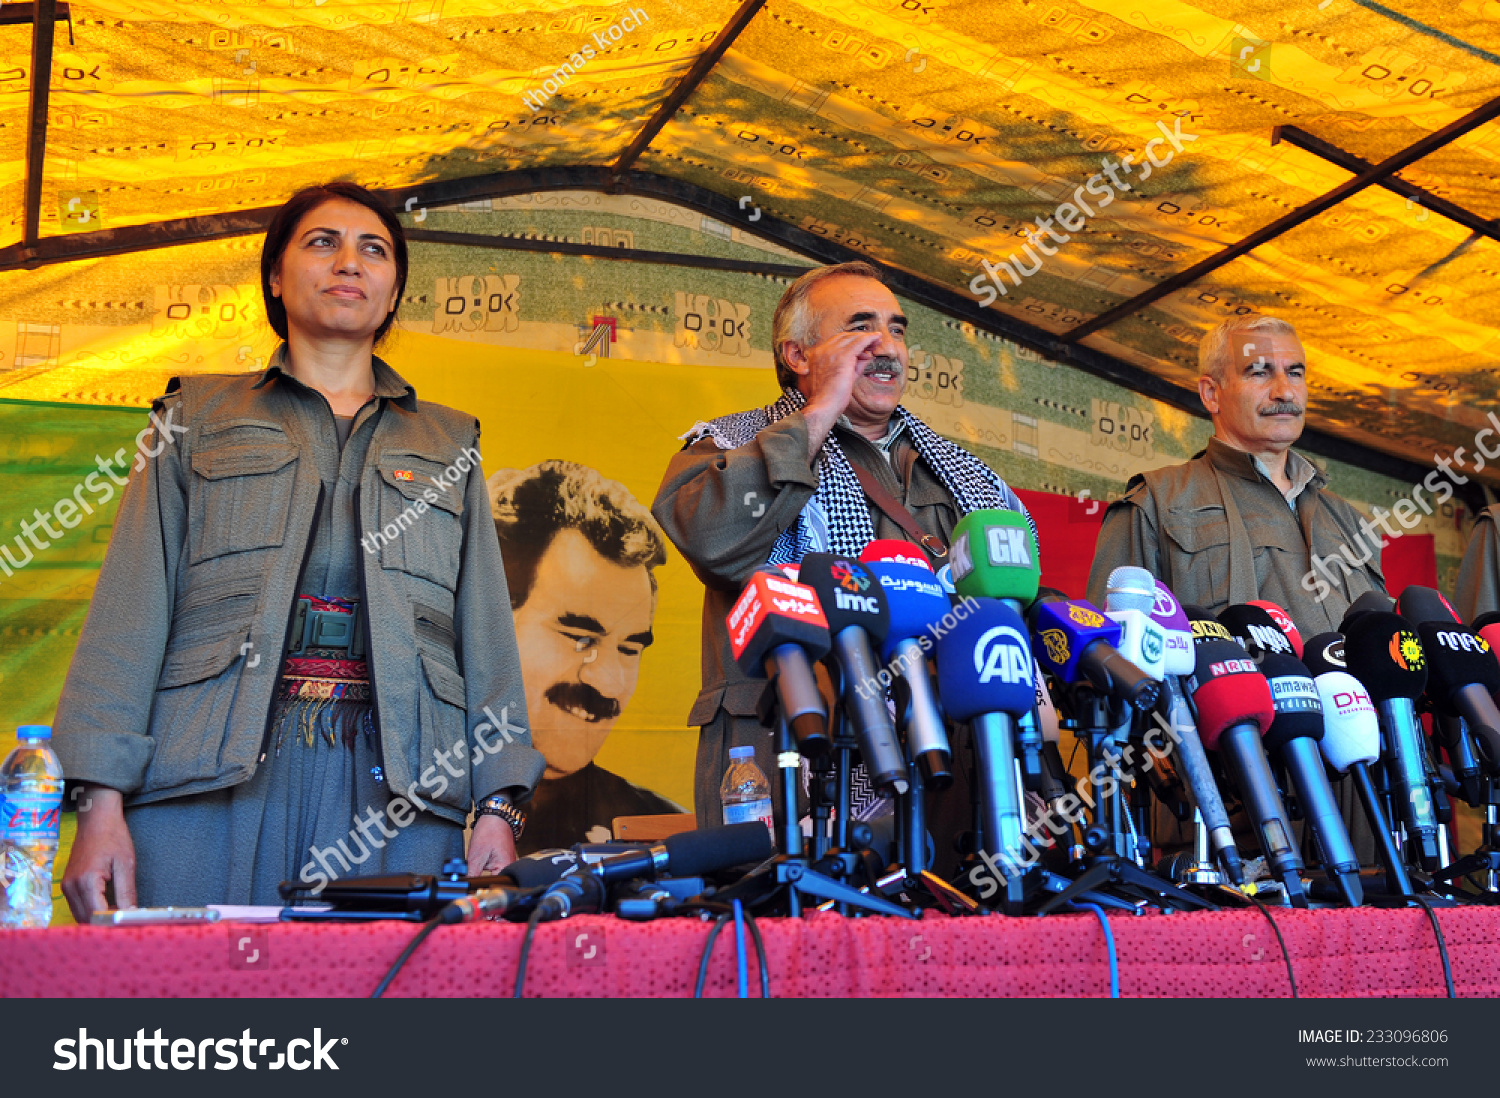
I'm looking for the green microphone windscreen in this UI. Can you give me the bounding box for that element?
[950,509,1040,605]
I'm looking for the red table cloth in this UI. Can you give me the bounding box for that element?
[1,907,1494,998]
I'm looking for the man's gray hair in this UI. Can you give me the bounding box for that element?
[771,261,885,390]
[1199,314,1298,382]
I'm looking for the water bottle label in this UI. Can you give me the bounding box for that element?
[723,799,773,827]
[1,791,61,842]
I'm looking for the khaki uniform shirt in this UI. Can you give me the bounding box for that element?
[1087,437,1386,637]
[652,410,969,834]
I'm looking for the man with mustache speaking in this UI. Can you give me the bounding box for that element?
[653,262,1033,851]
[1088,315,1386,635]
[490,461,682,853]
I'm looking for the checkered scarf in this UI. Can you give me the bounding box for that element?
[685,387,1036,564]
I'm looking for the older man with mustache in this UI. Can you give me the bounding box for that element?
[1088,314,1386,638]
[490,460,683,853]
[653,261,1033,851]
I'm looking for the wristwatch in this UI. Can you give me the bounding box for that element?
[475,790,527,841]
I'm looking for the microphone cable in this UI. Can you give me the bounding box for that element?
[690,901,769,998]
[1071,902,1118,998]
[371,916,443,999]
[733,899,749,999]
[1241,889,1297,998]
[1406,895,1456,998]
[512,904,547,999]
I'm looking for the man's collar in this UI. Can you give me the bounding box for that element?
[1203,436,1325,492]
[252,343,418,409]
[836,412,906,451]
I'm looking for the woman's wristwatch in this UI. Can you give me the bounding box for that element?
[475,789,527,841]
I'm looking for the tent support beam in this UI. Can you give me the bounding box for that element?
[21,0,57,250]
[0,165,1436,484]
[1272,125,1500,244]
[610,0,765,179]
[1061,94,1500,345]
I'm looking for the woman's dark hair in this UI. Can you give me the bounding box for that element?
[260,181,409,347]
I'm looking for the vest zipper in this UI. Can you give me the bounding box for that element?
[353,479,387,786]
[259,481,325,766]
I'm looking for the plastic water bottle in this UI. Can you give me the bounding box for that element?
[720,746,774,841]
[0,725,64,929]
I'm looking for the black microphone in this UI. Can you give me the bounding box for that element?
[1342,612,1441,869]
[1301,632,1346,678]
[1397,585,1491,798]
[1258,651,1362,906]
[798,552,910,793]
[1417,623,1500,771]
[1218,604,1297,662]
[1339,589,1395,633]
[590,822,774,885]
[441,883,546,924]
[535,823,774,922]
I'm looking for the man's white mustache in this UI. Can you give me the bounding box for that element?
[863,356,903,376]
[1260,403,1303,416]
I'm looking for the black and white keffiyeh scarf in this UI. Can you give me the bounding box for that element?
[684,387,1036,564]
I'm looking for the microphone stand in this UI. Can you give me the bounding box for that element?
[1036,682,1216,916]
[717,676,914,920]
[1432,761,1500,898]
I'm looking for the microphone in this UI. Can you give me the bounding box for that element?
[1217,603,1297,662]
[1395,585,1463,627]
[798,553,910,793]
[934,597,1036,879]
[589,821,773,885]
[612,878,677,920]
[1186,627,1307,905]
[1315,672,1415,898]
[1104,566,1168,682]
[1396,585,1500,771]
[440,846,593,923]
[867,560,954,787]
[1149,580,1196,678]
[860,539,935,571]
[1258,651,1362,906]
[1149,581,1244,885]
[1249,600,1304,658]
[1301,632,1346,677]
[440,884,545,924]
[950,509,1041,606]
[536,824,774,922]
[727,568,832,755]
[1340,589,1395,632]
[1342,612,1441,869]
[1028,594,1161,710]
[1398,586,1491,796]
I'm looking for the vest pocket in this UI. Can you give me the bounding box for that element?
[373,452,465,590]
[188,437,298,564]
[414,648,469,811]
[1163,505,1231,606]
